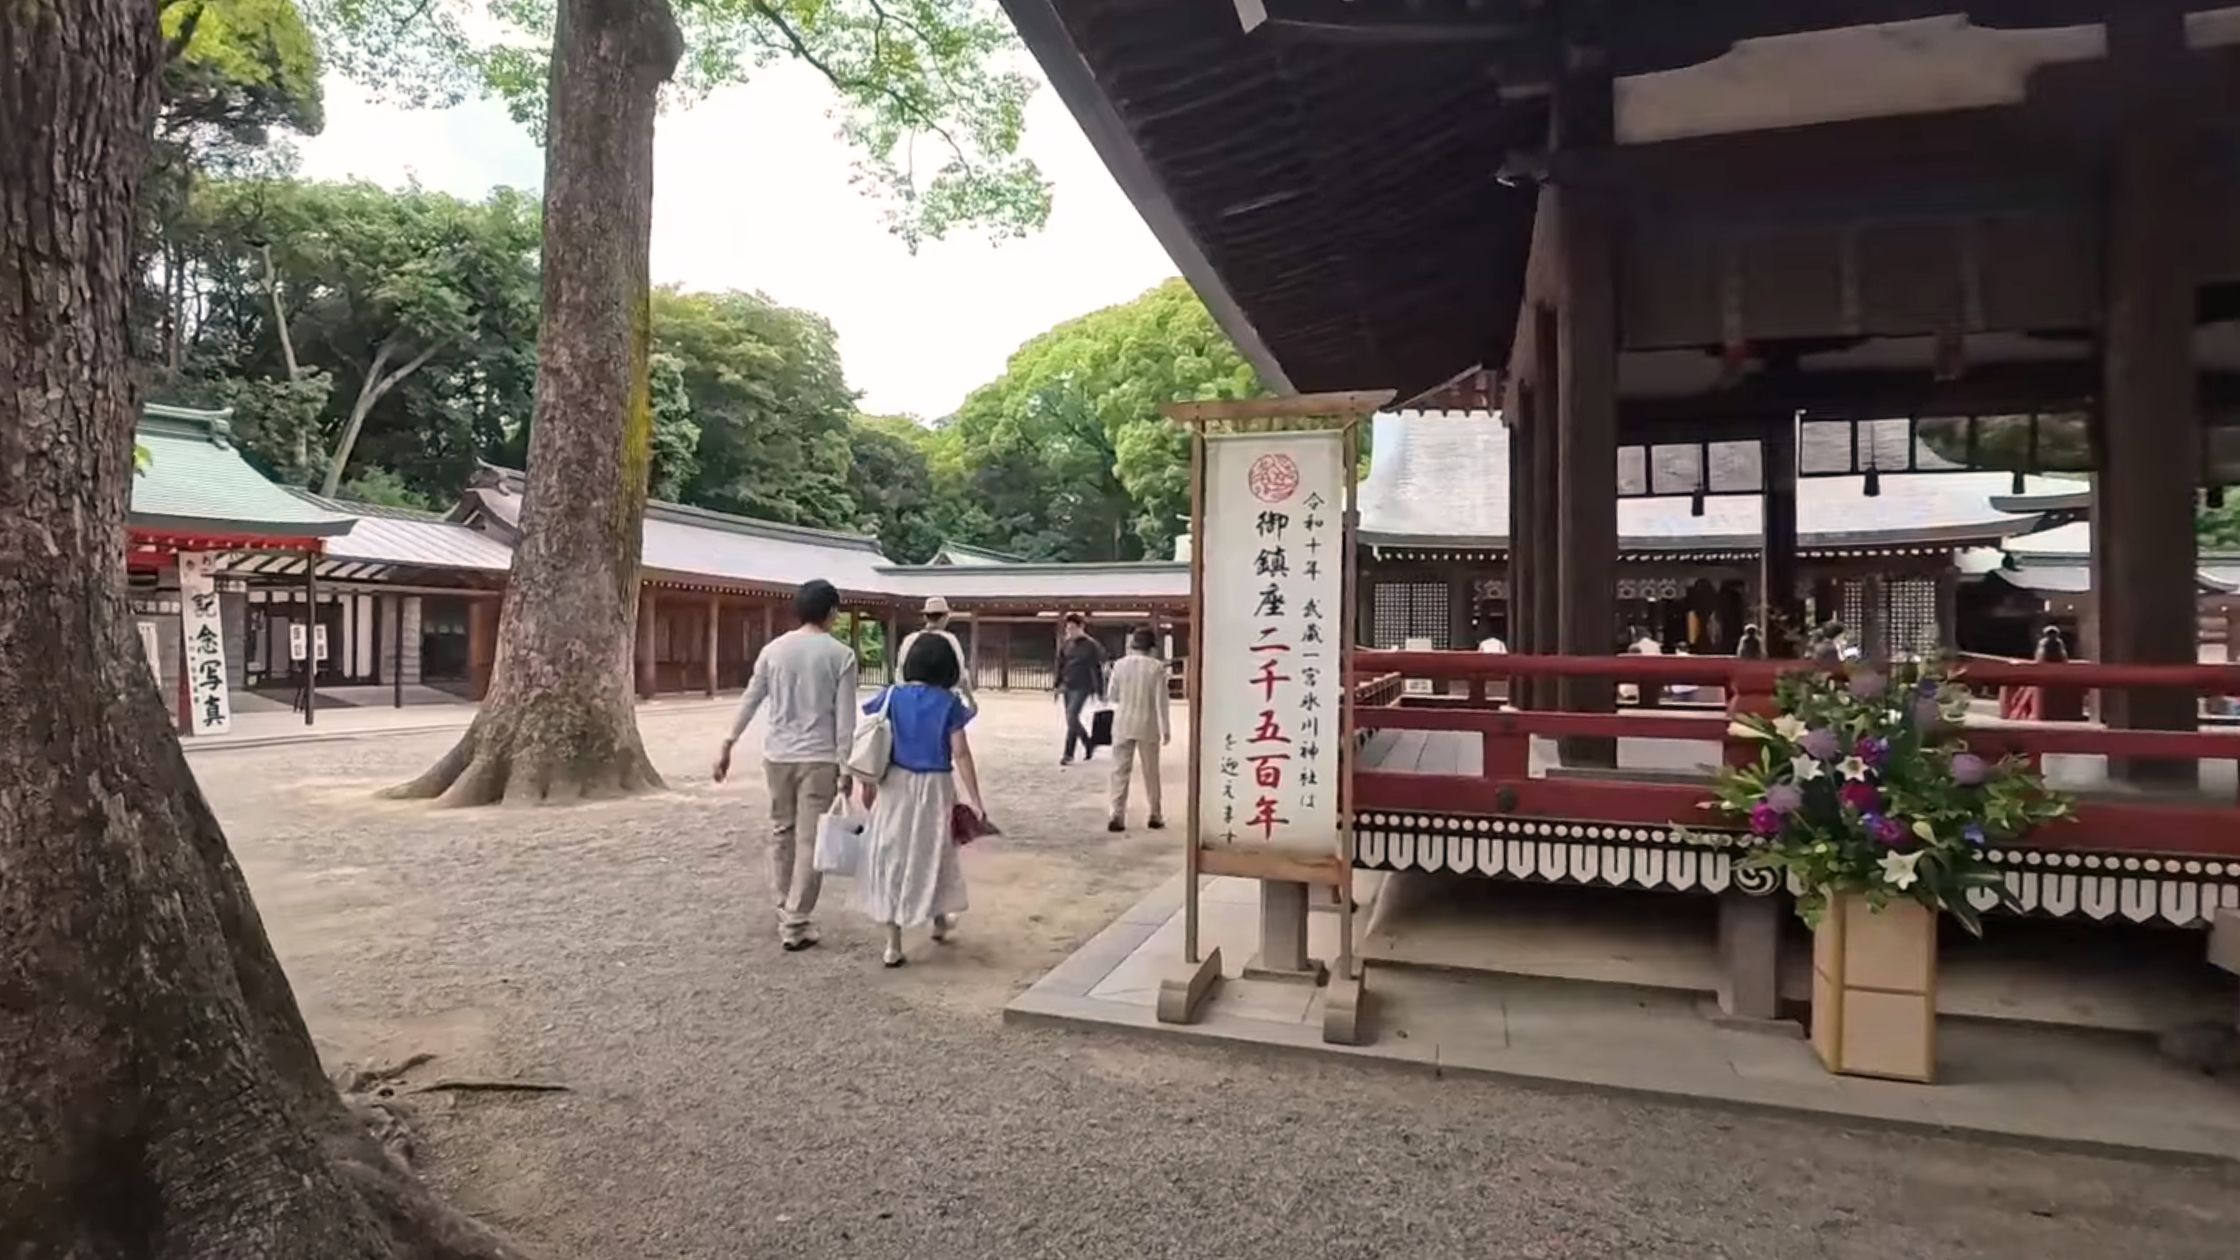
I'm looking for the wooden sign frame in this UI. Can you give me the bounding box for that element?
[1168,390,1390,993]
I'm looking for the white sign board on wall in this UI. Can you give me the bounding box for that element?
[1195,431,1346,858]
[177,552,231,735]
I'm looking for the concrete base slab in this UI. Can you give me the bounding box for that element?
[1009,877,2240,1163]
[1243,952,1329,985]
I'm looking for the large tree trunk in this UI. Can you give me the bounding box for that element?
[0,1,519,1255]
[390,0,682,806]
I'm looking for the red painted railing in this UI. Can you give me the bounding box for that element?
[1349,651,2240,859]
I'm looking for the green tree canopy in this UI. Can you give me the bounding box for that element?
[157,178,542,497]
[848,413,943,563]
[652,287,861,525]
[937,277,1267,561]
[300,0,1052,248]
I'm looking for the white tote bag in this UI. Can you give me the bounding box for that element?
[846,684,896,781]
[813,798,866,877]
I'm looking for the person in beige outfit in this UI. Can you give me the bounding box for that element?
[1105,628,1171,832]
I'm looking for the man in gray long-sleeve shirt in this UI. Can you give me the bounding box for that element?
[714,579,859,951]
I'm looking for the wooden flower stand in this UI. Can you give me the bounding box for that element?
[1811,893,1938,1082]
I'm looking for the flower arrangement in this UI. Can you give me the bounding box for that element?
[1709,662,2072,934]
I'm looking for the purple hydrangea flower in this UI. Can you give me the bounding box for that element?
[1950,752,1989,787]
[1916,678,1940,698]
[1865,812,1906,847]
[1855,736,1889,768]
[1839,781,1881,813]
[1963,822,1988,849]
[1764,783,1805,815]
[1799,727,1840,761]
[1749,803,1784,837]
[1849,670,1888,700]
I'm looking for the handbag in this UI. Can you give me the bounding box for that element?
[1090,705,1115,750]
[814,797,866,876]
[846,684,896,781]
[950,802,995,846]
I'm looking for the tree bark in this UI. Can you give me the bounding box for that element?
[1,2,520,1255]
[390,0,682,806]
[321,336,446,497]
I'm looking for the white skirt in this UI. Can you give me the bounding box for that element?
[854,767,968,928]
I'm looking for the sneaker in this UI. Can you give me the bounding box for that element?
[1107,818,1124,833]
[932,914,956,943]
[781,936,817,952]
[1147,816,1166,830]
[882,946,907,968]
[1060,756,1074,767]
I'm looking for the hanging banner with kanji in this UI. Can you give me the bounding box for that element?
[178,552,232,736]
[1196,431,1345,856]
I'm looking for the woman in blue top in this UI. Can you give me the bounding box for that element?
[856,632,985,966]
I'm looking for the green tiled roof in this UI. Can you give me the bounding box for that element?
[131,405,355,540]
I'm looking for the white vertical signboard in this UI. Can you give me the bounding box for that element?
[177,552,232,735]
[1196,431,1346,857]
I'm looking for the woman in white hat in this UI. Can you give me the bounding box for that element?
[899,594,975,712]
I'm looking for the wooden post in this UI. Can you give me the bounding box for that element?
[886,609,902,685]
[467,597,497,702]
[1935,567,1961,654]
[2098,4,2200,777]
[848,609,862,672]
[390,594,405,708]
[1529,317,1562,710]
[1551,74,1618,760]
[703,592,719,697]
[636,585,658,699]
[1508,394,1536,707]
[967,611,982,690]
[1760,416,1800,657]
[302,563,317,726]
[761,600,776,668]
[2227,606,2240,665]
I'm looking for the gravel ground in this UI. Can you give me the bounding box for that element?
[191,693,2240,1260]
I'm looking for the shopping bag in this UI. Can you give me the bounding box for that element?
[1090,706,1115,750]
[814,800,866,876]
[846,685,895,781]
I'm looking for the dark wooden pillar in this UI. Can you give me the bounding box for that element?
[1759,417,1800,658]
[1935,568,1961,653]
[1528,312,1563,709]
[886,609,902,684]
[2098,2,2200,772]
[636,585,658,699]
[966,611,982,688]
[1507,403,1535,707]
[703,592,720,697]
[760,600,776,667]
[848,608,863,672]
[467,596,497,702]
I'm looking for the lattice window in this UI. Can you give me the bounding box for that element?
[1372,582,1451,650]
[1887,577,1940,660]
[1838,582,1866,641]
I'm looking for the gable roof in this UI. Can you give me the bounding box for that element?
[931,541,1028,566]
[132,405,355,541]
[284,488,514,574]
[1358,410,2076,554]
[461,466,896,596]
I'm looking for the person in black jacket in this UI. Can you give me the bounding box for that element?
[1054,613,1108,765]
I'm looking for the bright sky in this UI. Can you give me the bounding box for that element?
[297,62,1179,419]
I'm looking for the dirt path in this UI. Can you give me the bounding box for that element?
[190,694,2240,1259]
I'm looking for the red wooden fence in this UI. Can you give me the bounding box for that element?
[1350,651,2240,859]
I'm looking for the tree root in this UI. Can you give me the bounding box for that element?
[385,697,664,808]
[415,1079,571,1095]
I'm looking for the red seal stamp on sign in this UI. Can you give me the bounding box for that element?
[1247,453,1300,504]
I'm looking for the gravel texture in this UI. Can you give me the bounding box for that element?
[191,694,2240,1259]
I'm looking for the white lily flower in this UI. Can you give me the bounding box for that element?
[1911,819,1937,844]
[1838,756,1870,782]
[1772,715,1807,740]
[1791,755,1826,782]
[1727,721,1769,740]
[1879,850,1923,890]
